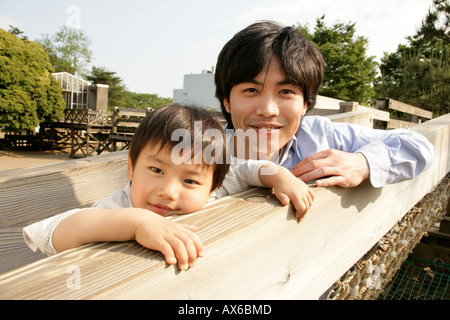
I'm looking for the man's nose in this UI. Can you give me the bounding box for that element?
[256,93,279,117]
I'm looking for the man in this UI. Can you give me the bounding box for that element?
[215,21,434,188]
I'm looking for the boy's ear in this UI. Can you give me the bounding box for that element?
[223,98,231,113]
[127,152,134,181]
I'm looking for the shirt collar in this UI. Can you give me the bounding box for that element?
[278,134,298,164]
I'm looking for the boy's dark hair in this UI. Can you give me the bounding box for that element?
[129,103,229,191]
[215,20,325,129]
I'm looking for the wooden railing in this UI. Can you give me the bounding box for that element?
[109,107,151,151]
[309,96,433,130]
[375,98,433,129]
[0,109,448,299]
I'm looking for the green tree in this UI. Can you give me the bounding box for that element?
[0,28,65,132]
[122,91,172,110]
[296,16,378,106]
[84,66,126,110]
[376,0,449,115]
[84,66,172,110]
[8,25,28,40]
[37,25,93,76]
[417,0,449,46]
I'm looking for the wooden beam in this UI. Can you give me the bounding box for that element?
[326,110,373,127]
[388,118,419,129]
[0,151,129,273]
[388,99,433,119]
[1,114,449,299]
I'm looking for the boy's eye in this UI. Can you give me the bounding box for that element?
[150,166,163,174]
[184,179,199,185]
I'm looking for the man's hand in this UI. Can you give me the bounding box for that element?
[290,149,370,188]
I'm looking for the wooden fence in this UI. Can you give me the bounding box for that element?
[39,108,150,157]
[375,98,433,129]
[0,110,448,300]
[309,96,433,130]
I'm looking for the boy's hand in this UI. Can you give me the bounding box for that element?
[134,213,204,271]
[259,164,314,220]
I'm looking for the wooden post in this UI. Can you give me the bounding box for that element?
[111,107,118,152]
[339,101,358,113]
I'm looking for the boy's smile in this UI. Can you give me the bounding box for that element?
[127,143,214,216]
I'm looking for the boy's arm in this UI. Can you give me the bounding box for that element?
[52,208,203,270]
[258,162,314,220]
[23,208,85,256]
[215,159,314,219]
[214,159,266,198]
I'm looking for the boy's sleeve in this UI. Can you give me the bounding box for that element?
[214,159,270,198]
[22,184,131,256]
[22,208,86,256]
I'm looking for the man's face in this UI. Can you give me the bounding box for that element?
[223,56,307,159]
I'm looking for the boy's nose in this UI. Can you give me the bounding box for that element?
[157,179,179,200]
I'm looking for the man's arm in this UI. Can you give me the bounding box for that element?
[291,121,434,188]
[291,149,370,188]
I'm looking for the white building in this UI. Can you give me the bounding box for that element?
[53,72,109,111]
[173,69,221,111]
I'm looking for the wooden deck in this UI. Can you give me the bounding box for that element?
[0,112,448,299]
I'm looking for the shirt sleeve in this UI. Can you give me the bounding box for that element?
[22,208,88,256]
[329,121,434,187]
[355,129,434,187]
[22,184,132,256]
[214,159,271,198]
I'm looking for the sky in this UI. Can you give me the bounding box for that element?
[0,0,433,98]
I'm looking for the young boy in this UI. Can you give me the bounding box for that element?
[215,21,434,188]
[23,103,313,271]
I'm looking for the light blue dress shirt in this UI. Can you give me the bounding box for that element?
[272,116,434,188]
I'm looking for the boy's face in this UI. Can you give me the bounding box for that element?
[223,56,307,158]
[127,143,214,216]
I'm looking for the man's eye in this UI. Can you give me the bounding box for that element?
[244,88,258,94]
[280,89,294,94]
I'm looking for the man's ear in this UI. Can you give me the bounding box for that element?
[127,152,133,181]
[302,101,308,116]
[223,98,231,113]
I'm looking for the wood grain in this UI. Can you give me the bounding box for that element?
[0,114,448,299]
